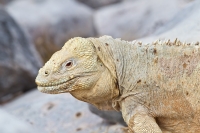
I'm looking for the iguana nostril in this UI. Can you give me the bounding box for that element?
[44,70,49,76]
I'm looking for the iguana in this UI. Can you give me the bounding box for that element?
[36,35,200,133]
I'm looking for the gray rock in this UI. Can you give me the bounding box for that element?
[3,90,125,133]
[0,109,38,133]
[88,104,127,126]
[6,0,95,62]
[76,0,122,9]
[0,0,12,5]
[0,6,42,103]
[94,0,191,41]
[141,0,200,43]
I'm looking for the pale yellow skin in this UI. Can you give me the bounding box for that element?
[36,36,200,133]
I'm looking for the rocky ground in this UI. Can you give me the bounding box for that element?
[0,0,199,133]
[2,90,125,133]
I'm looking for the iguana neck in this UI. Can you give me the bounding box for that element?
[90,36,147,96]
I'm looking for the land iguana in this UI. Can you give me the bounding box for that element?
[36,36,200,133]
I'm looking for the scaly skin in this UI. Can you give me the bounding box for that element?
[36,36,200,133]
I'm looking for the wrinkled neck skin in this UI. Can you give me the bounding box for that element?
[89,36,145,111]
[70,65,119,111]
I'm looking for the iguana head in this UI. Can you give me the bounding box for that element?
[35,37,119,110]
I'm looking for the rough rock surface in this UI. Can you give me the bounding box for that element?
[94,0,191,41]
[76,0,121,9]
[2,90,125,133]
[6,0,95,62]
[0,109,38,133]
[0,6,42,103]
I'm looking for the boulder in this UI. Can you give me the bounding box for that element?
[6,0,95,62]
[142,0,200,43]
[0,109,38,133]
[94,0,191,41]
[2,90,125,133]
[0,6,42,103]
[76,0,122,9]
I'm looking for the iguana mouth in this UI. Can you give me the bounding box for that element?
[37,77,79,94]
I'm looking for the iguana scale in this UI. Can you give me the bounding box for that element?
[36,36,200,133]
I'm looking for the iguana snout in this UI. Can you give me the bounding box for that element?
[35,66,80,94]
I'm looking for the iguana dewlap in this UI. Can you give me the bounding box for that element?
[36,36,200,133]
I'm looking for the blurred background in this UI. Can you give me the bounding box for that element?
[0,0,199,133]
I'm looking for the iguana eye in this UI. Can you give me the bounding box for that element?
[63,59,76,70]
[66,60,73,68]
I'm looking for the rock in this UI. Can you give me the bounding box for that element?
[0,109,38,133]
[88,104,127,126]
[6,0,95,62]
[94,0,191,41]
[76,0,122,9]
[0,6,42,103]
[141,0,200,43]
[0,0,12,5]
[2,90,125,133]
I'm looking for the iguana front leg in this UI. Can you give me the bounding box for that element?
[121,97,162,133]
[128,113,162,133]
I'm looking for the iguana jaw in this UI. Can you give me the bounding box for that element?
[36,76,79,94]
